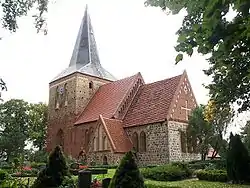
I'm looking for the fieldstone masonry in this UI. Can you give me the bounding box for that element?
[168,121,200,161]
[125,122,169,166]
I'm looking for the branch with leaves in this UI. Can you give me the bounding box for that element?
[0,78,7,101]
[145,0,250,112]
[1,0,48,34]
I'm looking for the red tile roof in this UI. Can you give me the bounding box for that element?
[123,74,182,127]
[100,116,133,153]
[75,73,140,125]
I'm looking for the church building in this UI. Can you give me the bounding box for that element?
[46,6,200,166]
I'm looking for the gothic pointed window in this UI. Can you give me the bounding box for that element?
[89,81,93,89]
[55,86,59,109]
[103,136,108,150]
[132,132,139,152]
[139,131,146,152]
[103,155,108,165]
[93,137,98,151]
[85,129,89,148]
[64,83,68,106]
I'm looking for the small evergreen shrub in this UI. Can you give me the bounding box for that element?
[227,133,250,183]
[196,169,228,182]
[141,165,187,181]
[31,146,72,188]
[109,151,145,188]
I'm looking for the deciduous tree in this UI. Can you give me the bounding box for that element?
[188,105,212,160]
[0,99,30,161]
[204,100,233,159]
[145,0,250,112]
[1,0,48,34]
[28,103,48,151]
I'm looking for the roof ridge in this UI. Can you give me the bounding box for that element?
[112,73,142,118]
[145,74,182,86]
[101,117,123,122]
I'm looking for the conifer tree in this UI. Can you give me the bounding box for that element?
[227,133,250,183]
[109,150,145,188]
[32,146,71,188]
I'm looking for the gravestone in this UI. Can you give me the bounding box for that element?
[78,170,91,188]
[102,178,111,188]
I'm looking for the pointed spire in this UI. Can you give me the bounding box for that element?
[51,5,116,83]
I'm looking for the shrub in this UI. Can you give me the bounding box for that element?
[188,160,226,170]
[0,169,9,182]
[171,162,192,178]
[141,165,187,181]
[196,169,227,182]
[31,146,72,188]
[109,151,145,188]
[227,133,250,183]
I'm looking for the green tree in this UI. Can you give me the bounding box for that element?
[188,105,213,160]
[32,146,71,188]
[0,78,7,101]
[241,120,250,153]
[109,150,145,188]
[1,0,48,34]
[227,133,250,183]
[145,0,250,112]
[0,99,30,161]
[204,100,233,159]
[28,103,48,151]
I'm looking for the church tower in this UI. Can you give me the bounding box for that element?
[46,6,115,154]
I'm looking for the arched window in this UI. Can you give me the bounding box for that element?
[139,131,146,152]
[56,129,64,150]
[103,155,108,165]
[132,132,139,152]
[64,83,68,106]
[98,126,102,150]
[89,81,93,89]
[55,86,59,109]
[93,137,98,151]
[103,136,108,150]
[85,129,89,148]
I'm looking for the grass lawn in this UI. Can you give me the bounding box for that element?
[93,169,249,188]
[16,169,249,188]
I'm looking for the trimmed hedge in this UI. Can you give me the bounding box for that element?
[141,164,191,181]
[188,160,226,170]
[196,169,228,182]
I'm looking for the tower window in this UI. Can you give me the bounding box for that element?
[89,81,93,89]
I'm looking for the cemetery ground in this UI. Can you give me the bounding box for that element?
[2,163,250,188]
[9,169,250,188]
[1,145,250,188]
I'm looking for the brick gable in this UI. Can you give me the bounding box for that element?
[167,71,197,122]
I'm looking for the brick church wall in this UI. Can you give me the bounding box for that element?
[47,72,111,156]
[168,121,200,162]
[125,122,169,166]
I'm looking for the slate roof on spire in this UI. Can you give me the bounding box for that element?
[51,5,116,83]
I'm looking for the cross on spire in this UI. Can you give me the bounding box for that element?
[181,100,191,121]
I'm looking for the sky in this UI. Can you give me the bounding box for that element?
[0,0,248,133]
